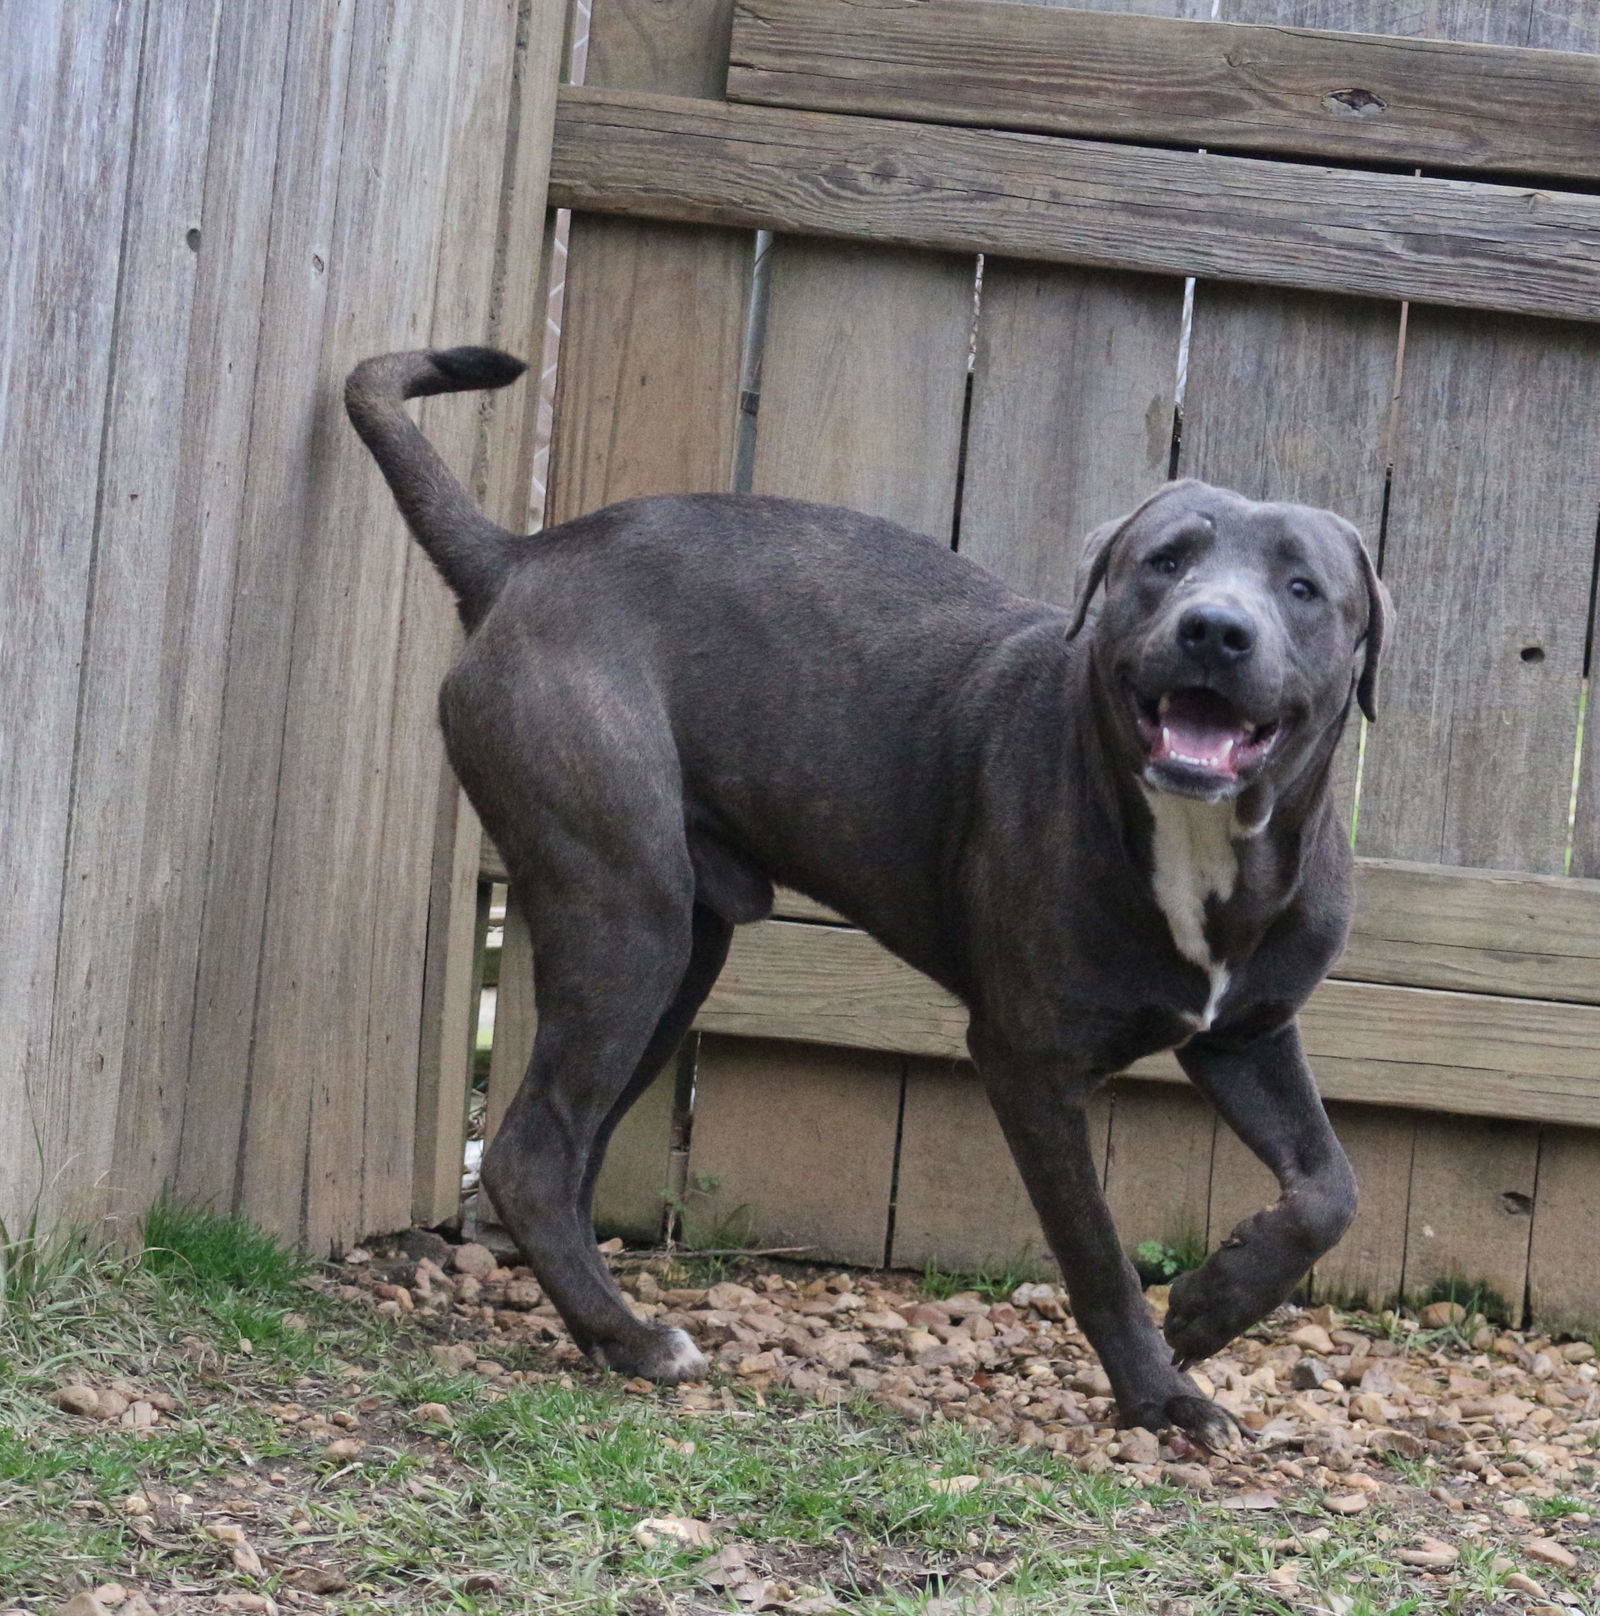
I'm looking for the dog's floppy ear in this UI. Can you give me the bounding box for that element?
[1349,524,1391,723]
[1064,516,1125,640]
[1065,481,1205,641]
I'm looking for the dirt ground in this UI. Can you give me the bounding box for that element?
[13,1228,1598,1616]
[359,1233,1600,1606]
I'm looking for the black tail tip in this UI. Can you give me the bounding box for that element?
[430,346,528,390]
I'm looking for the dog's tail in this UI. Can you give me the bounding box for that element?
[344,346,528,623]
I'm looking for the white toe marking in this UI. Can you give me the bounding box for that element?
[661,1328,708,1379]
[1141,787,1239,1029]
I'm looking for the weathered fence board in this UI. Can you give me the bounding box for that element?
[701,918,1600,1130]
[550,88,1600,325]
[177,0,364,1225]
[527,0,753,1240]
[241,0,465,1252]
[547,216,751,524]
[1401,1116,1539,1321]
[1178,281,1400,814]
[1344,861,1600,1004]
[1312,1102,1415,1308]
[728,0,1600,179]
[47,0,224,1234]
[959,263,1184,604]
[680,227,980,1254]
[891,1059,1100,1279]
[687,1038,903,1265]
[1358,312,1600,874]
[4,0,562,1251]
[107,0,296,1230]
[1103,1084,1216,1260]
[367,2,513,1244]
[1528,1126,1600,1337]
[1,0,149,1233]
[751,239,974,536]
[769,859,1600,1008]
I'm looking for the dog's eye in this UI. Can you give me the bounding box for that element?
[1147,551,1182,576]
[1288,577,1319,601]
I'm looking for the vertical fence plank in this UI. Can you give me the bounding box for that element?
[1205,1128,1280,1257]
[686,1038,901,1265]
[43,0,223,1233]
[1217,0,1600,1334]
[105,0,298,1229]
[241,0,467,1252]
[0,0,148,1233]
[176,0,361,1224]
[1530,1,1600,1338]
[1528,3,1600,53]
[1527,1127,1600,1338]
[1177,284,1399,816]
[1402,1116,1539,1323]
[1359,313,1600,875]
[1359,312,1600,1324]
[547,216,750,525]
[370,0,538,1241]
[959,264,1184,606]
[981,0,1213,15]
[704,236,974,1267]
[891,1058,1107,1280]
[1103,1083,1216,1260]
[751,241,973,537]
[1310,1103,1414,1309]
[1215,2,1532,37]
[592,1062,679,1243]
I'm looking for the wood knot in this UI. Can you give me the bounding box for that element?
[1325,87,1386,116]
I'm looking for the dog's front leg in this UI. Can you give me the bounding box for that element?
[971,1026,1237,1450]
[1165,1019,1357,1367]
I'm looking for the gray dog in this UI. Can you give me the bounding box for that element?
[347,345,1389,1449]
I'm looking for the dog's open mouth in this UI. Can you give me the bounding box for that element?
[1135,687,1280,788]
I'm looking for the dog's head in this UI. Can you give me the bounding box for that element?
[1067,480,1389,809]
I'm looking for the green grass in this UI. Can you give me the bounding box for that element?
[918,1257,1042,1304]
[1,1210,1592,1614]
[140,1197,313,1298]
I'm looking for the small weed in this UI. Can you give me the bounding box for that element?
[1133,1232,1206,1287]
[1421,1274,1509,1328]
[1533,1493,1590,1522]
[919,1256,1041,1304]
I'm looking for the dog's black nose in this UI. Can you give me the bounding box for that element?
[1177,603,1255,666]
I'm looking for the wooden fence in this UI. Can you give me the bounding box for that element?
[11,0,1600,1342]
[2,0,565,1253]
[471,0,1600,1338]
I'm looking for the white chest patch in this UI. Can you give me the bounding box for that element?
[1140,787,1239,1030]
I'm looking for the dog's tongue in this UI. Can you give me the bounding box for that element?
[1153,689,1252,776]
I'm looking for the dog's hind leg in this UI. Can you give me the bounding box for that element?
[480,860,714,1383]
[575,901,733,1230]
[1166,1020,1356,1368]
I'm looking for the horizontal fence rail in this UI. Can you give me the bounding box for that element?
[549,88,1600,324]
[482,843,1600,1011]
[729,0,1600,181]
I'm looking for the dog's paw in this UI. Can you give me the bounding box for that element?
[1163,1224,1307,1369]
[1122,1391,1241,1454]
[1161,1263,1250,1369]
[591,1326,707,1384]
[1149,1394,1241,1455]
